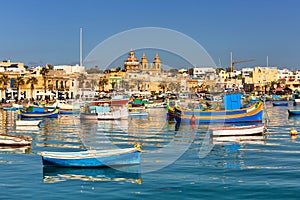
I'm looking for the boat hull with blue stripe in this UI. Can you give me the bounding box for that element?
[40,148,140,167]
[288,109,300,115]
[18,109,59,118]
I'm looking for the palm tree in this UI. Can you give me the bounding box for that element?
[0,74,10,101]
[168,82,181,93]
[120,78,128,91]
[98,77,108,91]
[90,79,98,91]
[111,80,117,91]
[40,67,50,92]
[26,77,38,101]
[133,79,144,91]
[13,76,25,101]
[158,80,168,93]
[77,73,86,88]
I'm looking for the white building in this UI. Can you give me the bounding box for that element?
[0,60,26,73]
[54,64,86,74]
[193,67,216,80]
[278,68,293,80]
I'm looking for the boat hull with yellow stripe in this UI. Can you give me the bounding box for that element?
[174,101,263,123]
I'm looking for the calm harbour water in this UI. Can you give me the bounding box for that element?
[1,102,300,200]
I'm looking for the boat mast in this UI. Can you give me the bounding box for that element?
[230,52,233,78]
[80,27,83,66]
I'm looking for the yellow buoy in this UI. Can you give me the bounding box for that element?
[290,128,298,136]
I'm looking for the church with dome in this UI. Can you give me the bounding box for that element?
[124,50,162,75]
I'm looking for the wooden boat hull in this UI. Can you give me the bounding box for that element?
[210,124,265,136]
[40,148,140,167]
[173,101,263,123]
[288,109,300,115]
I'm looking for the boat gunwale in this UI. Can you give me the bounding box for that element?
[39,148,139,159]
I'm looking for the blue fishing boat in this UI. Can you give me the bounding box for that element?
[288,109,300,115]
[170,93,263,124]
[272,102,288,106]
[43,165,141,183]
[59,109,80,115]
[39,147,141,167]
[18,108,59,118]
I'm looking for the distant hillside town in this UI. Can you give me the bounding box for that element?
[0,50,298,102]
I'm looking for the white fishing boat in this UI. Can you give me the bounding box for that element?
[209,124,265,136]
[16,120,41,126]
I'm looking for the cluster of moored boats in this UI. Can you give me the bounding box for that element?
[3,92,298,168]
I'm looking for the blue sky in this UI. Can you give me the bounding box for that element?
[1,0,300,69]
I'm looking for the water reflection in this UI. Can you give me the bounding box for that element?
[0,145,32,154]
[43,165,142,184]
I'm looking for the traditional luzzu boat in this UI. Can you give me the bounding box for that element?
[18,108,59,118]
[39,147,141,167]
[288,109,300,115]
[170,93,263,124]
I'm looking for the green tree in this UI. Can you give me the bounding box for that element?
[0,74,10,101]
[13,76,25,101]
[40,67,50,92]
[26,77,38,101]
